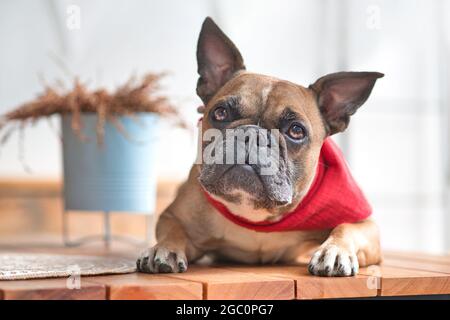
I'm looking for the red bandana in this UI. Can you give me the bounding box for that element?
[203,138,372,232]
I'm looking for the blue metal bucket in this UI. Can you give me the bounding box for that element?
[61,113,159,214]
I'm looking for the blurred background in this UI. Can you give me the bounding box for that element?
[0,0,449,253]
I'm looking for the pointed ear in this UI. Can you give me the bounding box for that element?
[309,72,384,135]
[196,17,245,104]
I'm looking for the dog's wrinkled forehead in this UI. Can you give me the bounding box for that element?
[204,72,324,136]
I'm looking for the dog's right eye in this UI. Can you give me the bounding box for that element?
[287,123,306,140]
[212,106,229,121]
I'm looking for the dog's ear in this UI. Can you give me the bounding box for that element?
[196,17,245,104]
[309,72,384,135]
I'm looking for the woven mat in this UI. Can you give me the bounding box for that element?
[0,253,136,280]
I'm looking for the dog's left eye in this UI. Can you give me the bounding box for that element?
[287,123,306,140]
[212,106,229,121]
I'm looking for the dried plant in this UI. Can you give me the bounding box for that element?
[0,73,185,146]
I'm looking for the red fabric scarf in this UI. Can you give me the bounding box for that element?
[203,138,372,232]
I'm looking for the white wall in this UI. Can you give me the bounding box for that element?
[0,0,449,252]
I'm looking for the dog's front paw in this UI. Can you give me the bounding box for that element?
[308,244,358,277]
[136,245,188,274]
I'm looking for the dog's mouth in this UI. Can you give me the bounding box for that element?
[223,163,260,180]
[199,162,293,209]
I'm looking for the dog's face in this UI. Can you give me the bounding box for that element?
[196,18,383,221]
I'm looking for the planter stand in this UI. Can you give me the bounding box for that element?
[62,211,154,248]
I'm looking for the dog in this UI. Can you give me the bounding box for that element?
[137,17,383,276]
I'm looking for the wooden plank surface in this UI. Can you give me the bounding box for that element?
[0,245,449,299]
[163,265,295,300]
[0,278,106,300]
[86,273,203,300]
[359,265,450,296]
[219,265,377,299]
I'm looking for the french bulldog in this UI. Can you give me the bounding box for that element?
[137,17,383,276]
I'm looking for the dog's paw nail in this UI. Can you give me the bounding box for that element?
[154,257,173,273]
[178,261,187,272]
[136,259,141,271]
[158,263,173,273]
[136,253,152,273]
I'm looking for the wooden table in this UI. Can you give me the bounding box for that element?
[0,244,449,300]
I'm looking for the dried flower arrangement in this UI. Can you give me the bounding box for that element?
[0,73,184,147]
